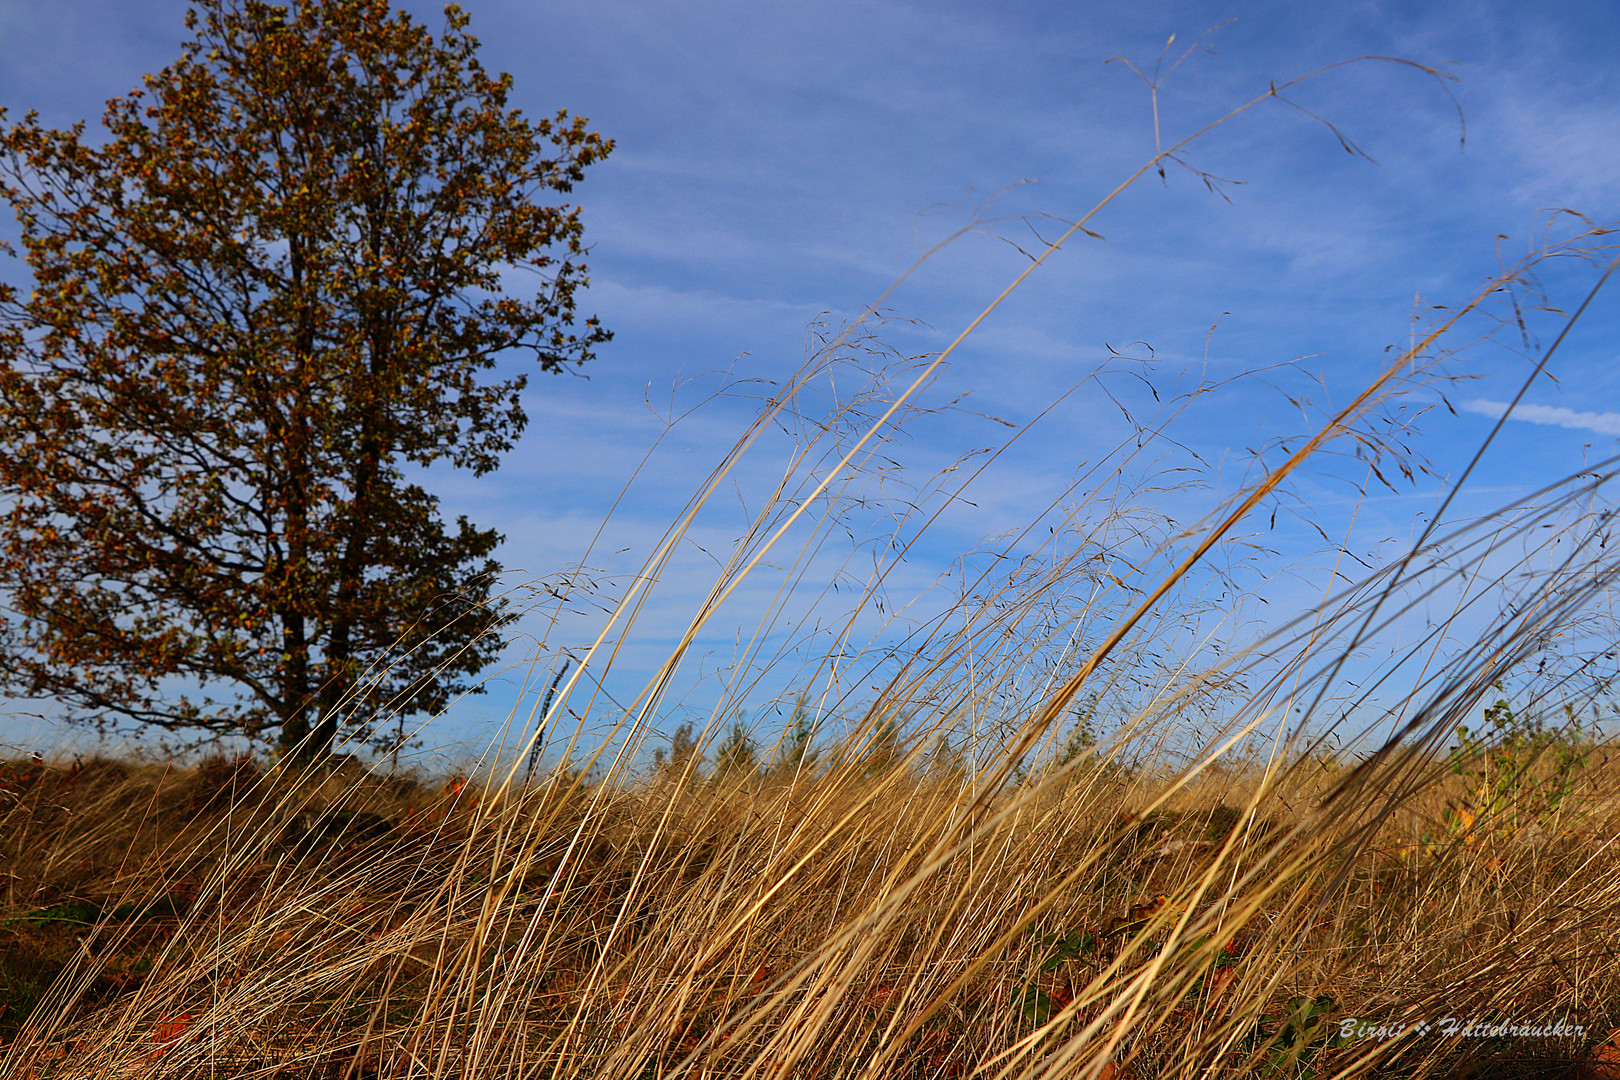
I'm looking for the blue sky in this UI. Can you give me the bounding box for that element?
[1,0,1618,768]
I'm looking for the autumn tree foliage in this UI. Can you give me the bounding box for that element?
[0,0,612,759]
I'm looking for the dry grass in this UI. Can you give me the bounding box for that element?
[4,739,1620,1079]
[7,53,1620,1080]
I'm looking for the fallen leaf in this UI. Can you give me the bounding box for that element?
[151,1011,192,1055]
[1579,1032,1620,1080]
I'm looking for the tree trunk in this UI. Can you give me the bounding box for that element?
[278,230,325,762]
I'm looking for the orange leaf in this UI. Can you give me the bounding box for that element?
[151,1010,192,1053]
[1580,1040,1620,1080]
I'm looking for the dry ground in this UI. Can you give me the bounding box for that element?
[3,740,1620,1080]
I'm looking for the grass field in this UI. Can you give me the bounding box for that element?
[6,54,1620,1080]
[2,719,1619,1079]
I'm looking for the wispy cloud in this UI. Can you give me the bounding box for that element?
[1463,399,1620,436]
[6,0,1620,759]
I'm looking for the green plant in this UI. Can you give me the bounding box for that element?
[1012,927,1098,1027]
[714,720,759,778]
[1242,994,1348,1078]
[771,695,820,775]
[1055,692,1101,770]
[0,903,102,930]
[861,715,902,777]
[654,720,700,771]
[1429,692,1591,849]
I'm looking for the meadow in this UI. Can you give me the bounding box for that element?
[6,54,1620,1080]
[2,719,1619,1079]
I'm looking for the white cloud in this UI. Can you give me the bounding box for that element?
[1462,399,1620,437]
[1495,86,1620,211]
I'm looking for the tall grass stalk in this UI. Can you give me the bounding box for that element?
[5,56,1620,1080]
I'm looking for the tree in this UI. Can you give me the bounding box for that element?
[713,720,758,779]
[0,0,612,760]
